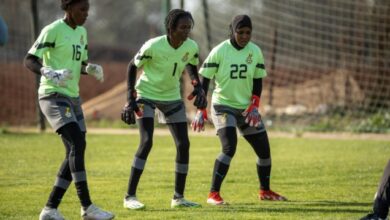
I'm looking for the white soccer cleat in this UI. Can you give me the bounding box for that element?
[171,198,202,208]
[123,196,145,210]
[39,207,65,220]
[81,204,114,220]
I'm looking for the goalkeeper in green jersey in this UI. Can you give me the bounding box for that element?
[197,14,287,205]
[121,9,207,209]
[24,0,113,219]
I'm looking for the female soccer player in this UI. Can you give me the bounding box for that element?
[121,9,207,209]
[24,0,114,219]
[196,14,287,205]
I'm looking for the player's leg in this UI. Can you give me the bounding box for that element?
[39,132,73,220]
[44,136,73,209]
[207,127,237,205]
[244,131,286,201]
[57,122,92,208]
[155,99,200,208]
[373,160,390,219]
[124,117,154,210]
[167,122,190,199]
[167,122,200,208]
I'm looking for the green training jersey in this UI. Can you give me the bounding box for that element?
[28,19,88,98]
[134,35,199,101]
[200,40,267,109]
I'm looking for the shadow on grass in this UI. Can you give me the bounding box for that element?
[143,200,370,214]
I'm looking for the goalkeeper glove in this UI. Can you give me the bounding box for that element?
[40,67,72,87]
[242,95,261,127]
[187,80,207,109]
[191,109,208,132]
[121,91,143,125]
[86,63,104,82]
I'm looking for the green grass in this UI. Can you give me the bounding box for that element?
[0,131,389,219]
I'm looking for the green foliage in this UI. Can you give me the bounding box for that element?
[1,133,389,219]
[351,111,390,133]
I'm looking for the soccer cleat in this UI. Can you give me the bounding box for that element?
[39,207,65,220]
[360,213,388,220]
[123,196,145,210]
[171,198,202,208]
[81,204,115,220]
[259,189,287,201]
[207,191,226,205]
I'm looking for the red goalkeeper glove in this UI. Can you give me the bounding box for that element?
[242,95,261,127]
[191,109,208,132]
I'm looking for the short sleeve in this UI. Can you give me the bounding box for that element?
[199,47,219,79]
[254,49,267,78]
[133,41,152,68]
[188,43,199,66]
[28,26,56,59]
[81,30,88,62]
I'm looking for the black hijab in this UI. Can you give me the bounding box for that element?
[229,15,252,50]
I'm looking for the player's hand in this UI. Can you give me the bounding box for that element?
[86,63,104,82]
[40,67,72,87]
[191,109,208,132]
[187,80,207,109]
[242,95,261,127]
[121,93,142,125]
[243,108,261,127]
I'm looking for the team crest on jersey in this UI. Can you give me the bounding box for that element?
[246,53,253,64]
[80,35,85,45]
[219,113,227,124]
[136,104,144,118]
[182,52,189,62]
[64,107,72,118]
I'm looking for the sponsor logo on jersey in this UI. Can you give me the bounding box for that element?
[182,52,189,62]
[246,53,253,64]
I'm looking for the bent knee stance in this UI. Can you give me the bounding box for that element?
[217,127,237,157]
[57,122,86,172]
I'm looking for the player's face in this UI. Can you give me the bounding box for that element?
[171,17,193,42]
[68,0,89,26]
[234,27,251,48]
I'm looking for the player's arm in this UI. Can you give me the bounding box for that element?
[24,54,43,75]
[253,78,262,97]
[126,59,138,103]
[186,64,208,109]
[121,59,142,125]
[189,69,211,132]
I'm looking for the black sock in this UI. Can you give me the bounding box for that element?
[127,167,143,197]
[257,165,271,190]
[46,187,67,208]
[75,181,92,208]
[210,160,230,192]
[174,172,187,199]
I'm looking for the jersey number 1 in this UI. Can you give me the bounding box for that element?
[172,62,178,76]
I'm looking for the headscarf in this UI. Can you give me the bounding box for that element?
[229,15,252,50]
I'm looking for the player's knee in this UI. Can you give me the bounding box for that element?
[222,145,236,157]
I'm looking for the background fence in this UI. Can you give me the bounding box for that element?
[1,0,389,132]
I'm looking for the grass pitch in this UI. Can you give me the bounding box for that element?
[0,131,389,219]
